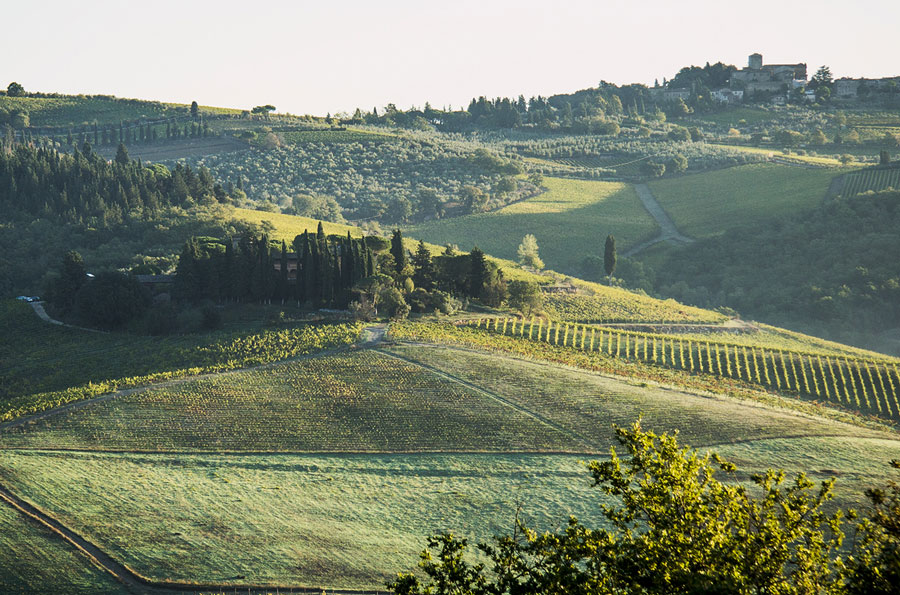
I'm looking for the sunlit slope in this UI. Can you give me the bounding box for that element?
[5,344,888,453]
[407,177,658,273]
[648,163,842,238]
[231,208,364,242]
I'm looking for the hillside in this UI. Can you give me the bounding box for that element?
[2,328,897,590]
[407,177,657,274]
[4,88,900,593]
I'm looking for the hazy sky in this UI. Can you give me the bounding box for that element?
[3,0,898,115]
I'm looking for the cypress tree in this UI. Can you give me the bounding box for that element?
[604,234,617,283]
[174,237,201,302]
[412,240,435,291]
[468,246,488,299]
[279,240,288,303]
[223,238,236,301]
[365,245,375,277]
[390,229,407,276]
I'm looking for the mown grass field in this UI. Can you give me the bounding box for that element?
[231,208,364,243]
[0,450,604,590]
[407,177,658,273]
[0,500,129,595]
[648,163,843,238]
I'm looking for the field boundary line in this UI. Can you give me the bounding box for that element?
[0,482,393,594]
[375,348,603,451]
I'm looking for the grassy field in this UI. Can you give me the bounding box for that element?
[0,94,240,128]
[231,208,364,243]
[407,177,658,273]
[0,438,897,589]
[2,335,898,590]
[0,501,130,595]
[648,163,843,238]
[0,450,604,590]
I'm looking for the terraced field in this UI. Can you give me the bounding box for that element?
[407,177,658,273]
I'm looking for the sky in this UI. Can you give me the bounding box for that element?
[2,0,898,116]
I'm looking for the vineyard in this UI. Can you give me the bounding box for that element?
[0,300,362,423]
[840,167,900,196]
[383,343,879,447]
[0,350,582,452]
[469,317,900,422]
[543,292,726,324]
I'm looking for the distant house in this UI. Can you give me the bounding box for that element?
[710,89,744,104]
[271,251,300,281]
[135,274,175,303]
[833,76,900,100]
[541,281,577,295]
[650,88,691,103]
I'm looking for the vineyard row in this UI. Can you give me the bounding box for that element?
[471,317,900,421]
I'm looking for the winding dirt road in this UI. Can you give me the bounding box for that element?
[624,183,694,257]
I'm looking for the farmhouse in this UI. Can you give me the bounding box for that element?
[710,89,744,104]
[730,53,807,94]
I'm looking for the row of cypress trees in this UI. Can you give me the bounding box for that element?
[174,222,377,308]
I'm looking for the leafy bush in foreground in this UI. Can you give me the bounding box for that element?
[391,421,898,595]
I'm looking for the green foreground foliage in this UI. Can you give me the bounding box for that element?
[391,422,900,595]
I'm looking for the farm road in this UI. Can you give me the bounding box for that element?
[377,346,602,451]
[624,183,694,257]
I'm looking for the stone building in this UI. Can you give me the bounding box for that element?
[730,53,807,94]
